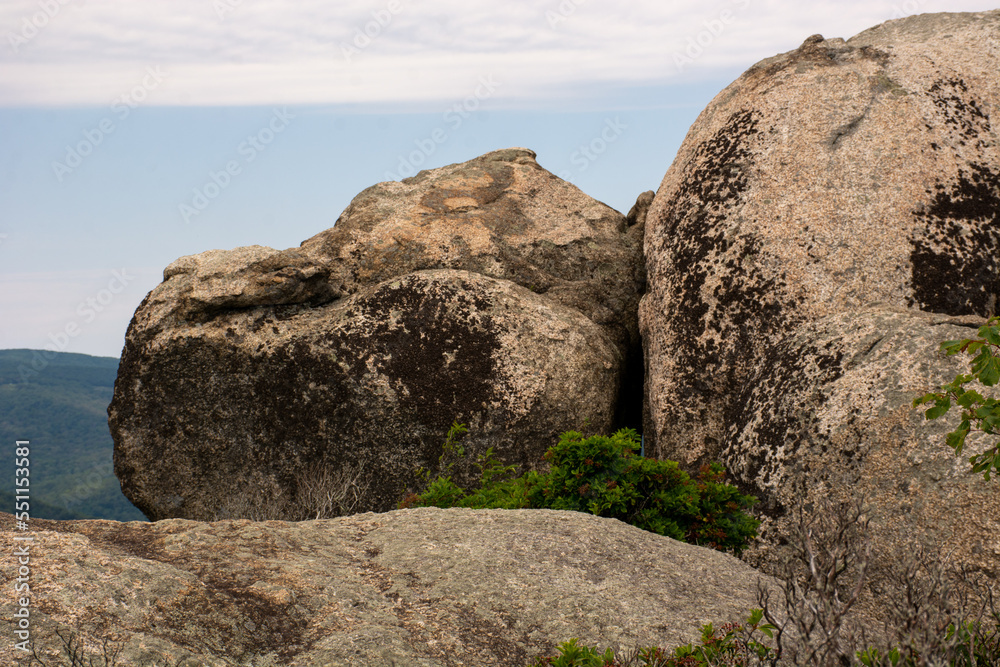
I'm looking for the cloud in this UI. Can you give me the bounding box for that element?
[0,0,996,108]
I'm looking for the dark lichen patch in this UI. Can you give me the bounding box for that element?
[724,335,846,517]
[196,575,313,662]
[909,162,1000,316]
[74,522,169,562]
[926,77,992,148]
[335,274,501,433]
[652,108,804,463]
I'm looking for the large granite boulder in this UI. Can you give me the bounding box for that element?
[302,147,645,355]
[110,148,645,521]
[2,509,786,667]
[640,10,1000,602]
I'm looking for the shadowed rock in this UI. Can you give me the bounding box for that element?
[110,148,644,521]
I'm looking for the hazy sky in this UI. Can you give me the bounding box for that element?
[1,0,996,358]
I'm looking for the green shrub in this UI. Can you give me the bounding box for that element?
[527,429,759,554]
[400,425,760,556]
[913,315,1000,480]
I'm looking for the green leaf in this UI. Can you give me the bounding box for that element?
[946,429,968,455]
[957,389,986,407]
[924,400,951,420]
[941,339,968,354]
[965,340,986,355]
[972,352,1000,386]
[983,326,1000,346]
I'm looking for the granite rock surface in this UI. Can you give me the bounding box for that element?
[640,9,1000,607]
[3,508,785,667]
[110,148,644,521]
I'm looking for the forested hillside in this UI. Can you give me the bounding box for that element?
[1,349,146,521]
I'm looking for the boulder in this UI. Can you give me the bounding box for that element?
[640,11,1000,603]
[626,190,655,228]
[113,269,621,520]
[302,147,645,355]
[728,309,1000,586]
[1,508,786,667]
[110,148,645,521]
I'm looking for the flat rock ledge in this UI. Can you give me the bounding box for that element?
[2,508,785,667]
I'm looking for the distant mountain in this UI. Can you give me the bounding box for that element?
[0,349,146,521]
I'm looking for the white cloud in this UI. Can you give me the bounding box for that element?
[0,0,996,108]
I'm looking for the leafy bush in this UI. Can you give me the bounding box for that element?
[401,425,760,555]
[528,429,759,554]
[913,315,1000,480]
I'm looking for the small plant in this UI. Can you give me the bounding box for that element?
[19,627,279,666]
[294,461,371,519]
[401,425,760,556]
[913,315,1000,480]
[400,421,536,510]
[527,609,780,666]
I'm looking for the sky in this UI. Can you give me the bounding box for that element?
[1,0,997,359]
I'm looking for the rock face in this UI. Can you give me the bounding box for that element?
[302,147,645,355]
[110,148,645,521]
[640,11,1000,597]
[1,508,785,667]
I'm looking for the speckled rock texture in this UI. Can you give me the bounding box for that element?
[110,148,645,521]
[640,10,1000,607]
[301,147,645,356]
[2,508,787,667]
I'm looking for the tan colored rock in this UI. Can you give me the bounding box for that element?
[626,190,655,228]
[113,269,621,521]
[158,246,338,322]
[1,508,786,667]
[640,10,1000,613]
[304,147,644,354]
[729,309,1000,585]
[641,11,1000,465]
[112,147,645,522]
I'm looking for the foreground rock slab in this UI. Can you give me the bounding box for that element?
[2,509,784,667]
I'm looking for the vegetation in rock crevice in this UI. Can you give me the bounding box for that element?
[400,424,761,556]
